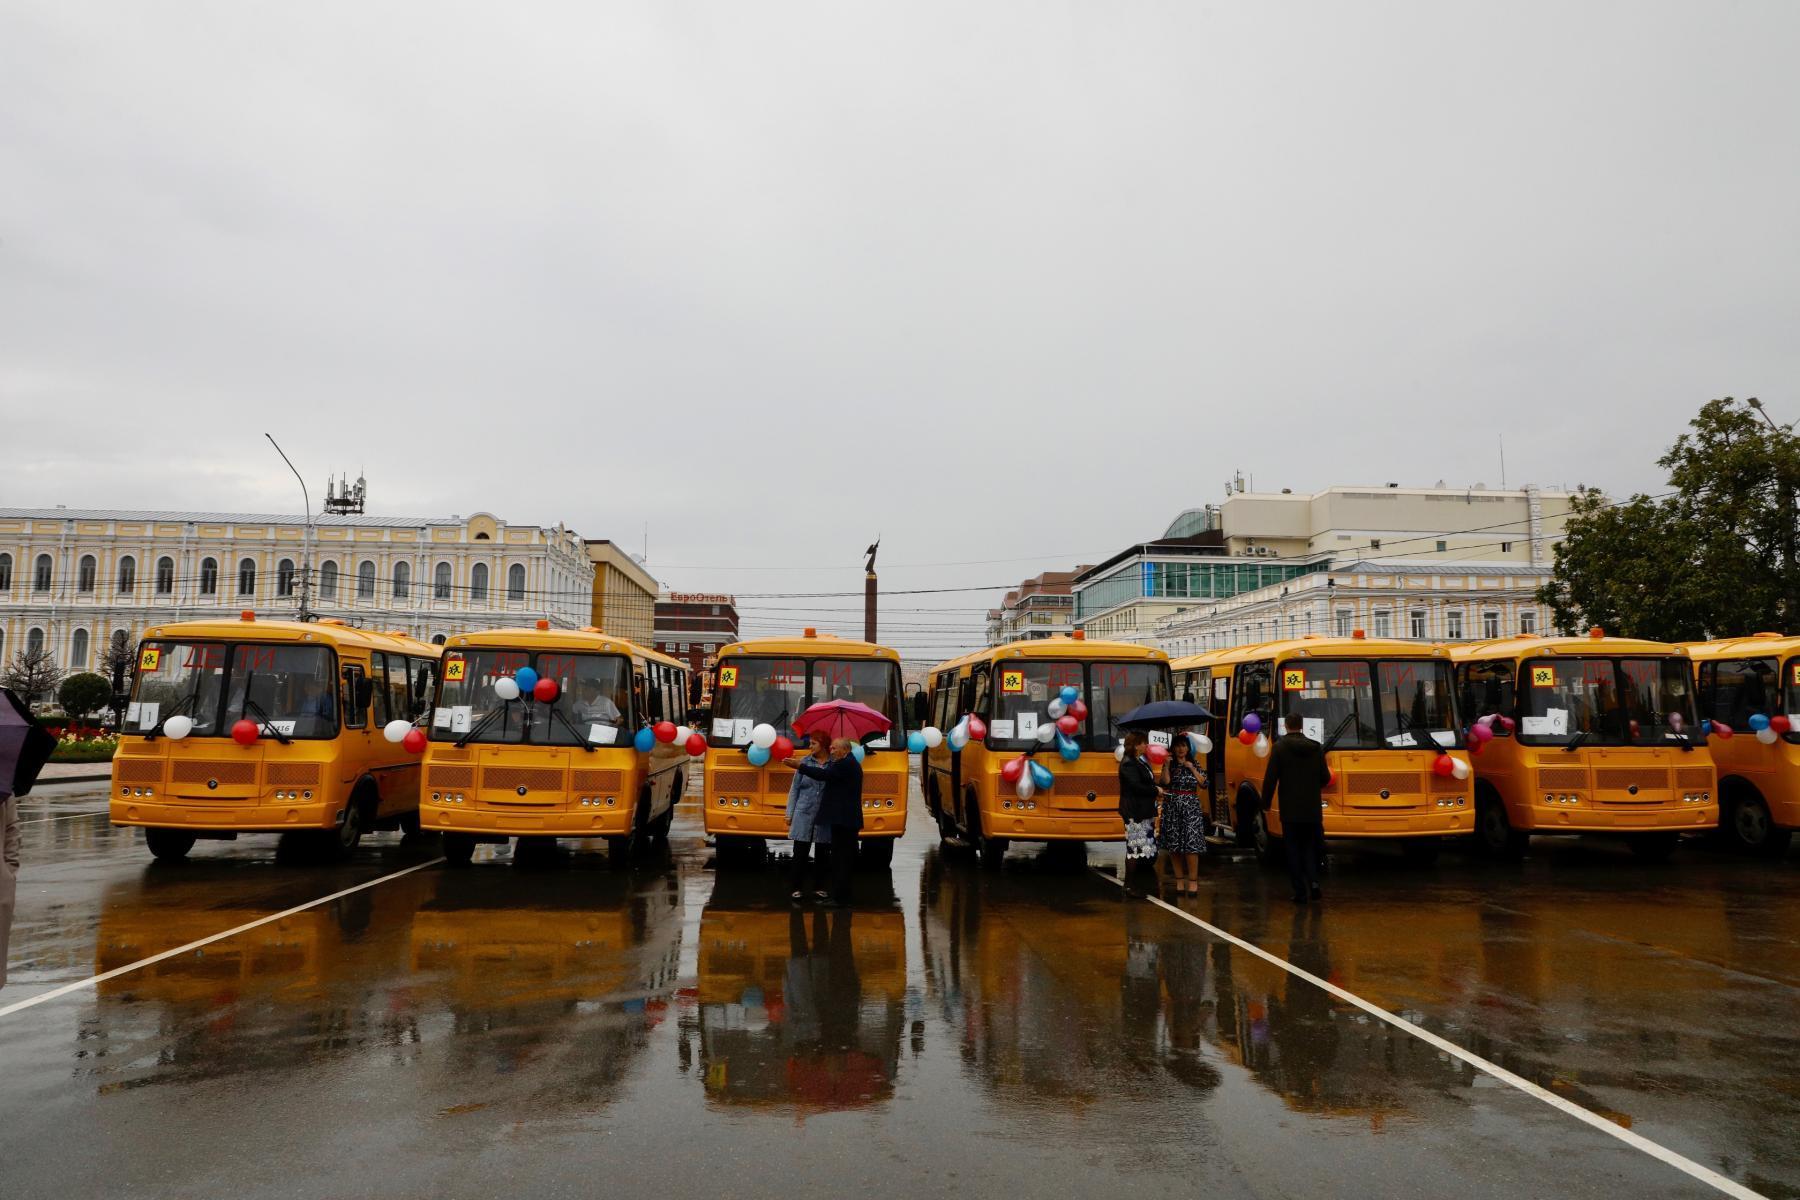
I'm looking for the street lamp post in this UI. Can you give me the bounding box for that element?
[265,434,314,622]
[1747,398,1798,630]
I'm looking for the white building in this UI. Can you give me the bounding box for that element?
[0,506,595,677]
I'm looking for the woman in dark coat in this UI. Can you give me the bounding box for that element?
[1117,731,1161,897]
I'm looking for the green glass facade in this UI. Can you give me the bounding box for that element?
[1074,557,1326,620]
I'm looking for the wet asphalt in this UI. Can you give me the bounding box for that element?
[3,777,1798,1200]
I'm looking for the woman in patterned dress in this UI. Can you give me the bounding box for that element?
[1157,733,1207,894]
[1117,731,1162,898]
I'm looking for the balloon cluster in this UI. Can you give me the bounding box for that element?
[907,727,945,753]
[1236,712,1271,759]
[1044,685,1085,763]
[383,718,428,755]
[491,672,704,755]
[1431,753,1472,781]
[1465,712,1513,754]
[945,713,987,752]
[1749,713,1791,745]
[1001,754,1057,802]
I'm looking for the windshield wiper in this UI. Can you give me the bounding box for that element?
[545,704,598,753]
[1321,712,1356,754]
[1562,729,1591,753]
[457,700,516,748]
[1389,706,1436,751]
[243,697,292,745]
[143,690,197,741]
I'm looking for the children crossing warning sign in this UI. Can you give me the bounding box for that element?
[1000,669,1025,694]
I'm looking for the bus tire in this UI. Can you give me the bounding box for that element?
[1475,792,1527,860]
[331,784,374,860]
[1724,787,1792,857]
[1627,832,1680,863]
[969,807,1006,870]
[145,828,196,862]
[859,837,895,870]
[1251,809,1283,868]
[397,809,424,840]
[442,834,476,868]
[1234,789,1259,849]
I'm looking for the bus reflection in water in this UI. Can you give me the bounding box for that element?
[683,874,907,1111]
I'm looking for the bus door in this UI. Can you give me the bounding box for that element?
[1205,670,1229,824]
[952,671,973,828]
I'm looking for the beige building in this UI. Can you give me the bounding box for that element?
[1217,482,1572,563]
[0,506,595,678]
[986,569,1088,646]
[584,540,658,647]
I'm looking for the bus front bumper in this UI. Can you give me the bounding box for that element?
[1319,811,1473,838]
[705,804,906,839]
[1514,801,1717,832]
[110,797,340,832]
[421,800,634,838]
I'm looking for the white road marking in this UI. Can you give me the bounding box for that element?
[0,858,444,1020]
[16,809,110,825]
[1093,869,1766,1200]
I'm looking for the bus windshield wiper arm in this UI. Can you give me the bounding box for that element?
[546,705,597,752]
[457,700,514,748]
[1562,729,1590,753]
[243,697,292,745]
[1321,712,1356,754]
[144,690,197,740]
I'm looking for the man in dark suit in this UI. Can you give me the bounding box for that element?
[785,738,864,907]
[1261,711,1330,903]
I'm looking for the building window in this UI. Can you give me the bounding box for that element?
[1436,540,1448,553]
[70,628,89,669]
[1520,610,1537,635]
[393,561,410,600]
[1335,609,1354,637]
[0,552,10,591]
[1373,609,1392,639]
[199,557,218,595]
[704,643,716,653]
[470,563,489,602]
[319,561,338,599]
[1500,541,1513,552]
[277,559,296,597]
[1371,539,1382,550]
[117,556,136,593]
[1482,611,1500,639]
[34,553,53,592]
[237,558,257,595]
[357,561,376,599]
[27,627,45,657]
[78,555,97,593]
[1446,610,1464,639]
[507,563,526,601]
[431,633,447,645]
[434,561,452,600]
[474,531,490,540]
[1410,610,1427,639]
[156,557,174,594]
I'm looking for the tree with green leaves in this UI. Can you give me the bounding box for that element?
[58,672,113,722]
[1538,397,1800,641]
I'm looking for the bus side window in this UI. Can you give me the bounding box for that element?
[1460,660,1516,731]
[370,653,389,725]
[1234,661,1272,729]
[1708,657,1775,727]
[342,664,369,729]
[970,666,993,719]
[412,657,436,720]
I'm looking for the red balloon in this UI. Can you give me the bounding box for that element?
[772,736,795,760]
[685,732,709,757]
[1068,699,1089,722]
[1237,728,1256,746]
[1056,714,1079,735]
[231,719,259,746]
[1146,742,1170,766]
[1469,736,1484,755]
[534,677,560,703]
[1772,715,1793,734]
[1432,754,1455,777]
[967,715,987,741]
[1629,719,1640,740]
[1713,721,1735,740]
[1327,768,1338,788]
[402,728,427,754]
[1000,756,1026,783]
[653,720,678,743]
[1497,715,1517,733]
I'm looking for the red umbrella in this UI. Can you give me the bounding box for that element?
[792,700,891,743]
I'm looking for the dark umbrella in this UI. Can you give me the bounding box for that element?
[1117,699,1215,730]
[1,687,57,800]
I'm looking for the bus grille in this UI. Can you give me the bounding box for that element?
[863,774,903,797]
[571,769,625,793]
[265,763,321,787]
[1057,775,1119,798]
[429,765,475,788]
[115,759,163,784]
[713,770,761,792]
[1538,768,1587,790]
[172,761,256,785]
[1347,772,1419,795]
[1676,767,1712,790]
[1596,768,1668,790]
[482,766,565,792]
[1429,774,1461,793]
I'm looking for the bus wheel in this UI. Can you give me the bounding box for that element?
[1251,811,1282,868]
[977,835,1009,871]
[650,804,675,844]
[608,833,637,869]
[1627,832,1680,863]
[442,834,476,868]
[1726,792,1792,857]
[1401,839,1441,867]
[859,837,895,870]
[1475,796,1527,860]
[330,795,368,860]
[1233,792,1258,848]
[397,810,424,841]
[145,828,196,862]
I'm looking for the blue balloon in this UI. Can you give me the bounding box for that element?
[515,667,539,695]
[906,730,926,754]
[1700,719,1714,737]
[1059,685,1080,704]
[1028,760,1055,790]
[1750,713,1771,732]
[1057,733,1081,762]
[633,726,656,753]
[850,743,866,763]
[747,744,772,766]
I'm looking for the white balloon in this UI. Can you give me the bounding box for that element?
[750,723,778,749]
[383,719,412,744]
[1193,734,1214,757]
[493,676,520,701]
[1757,727,1780,745]
[1034,723,1057,744]
[1015,774,1035,800]
[1451,758,1472,780]
[921,726,944,749]
[1113,740,1125,762]
[163,714,193,741]
[948,727,969,751]
[1252,733,1271,759]
[1047,699,1068,720]
[675,725,693,744]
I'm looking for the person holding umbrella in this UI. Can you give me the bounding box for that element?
[782,698,888,908]
[2,687,58,990]
[1158,732,1207,894]
[1115,698,1214,900]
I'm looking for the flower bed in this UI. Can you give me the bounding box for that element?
[51,731,120,763]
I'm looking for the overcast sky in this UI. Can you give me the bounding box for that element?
[3,1,1797,657]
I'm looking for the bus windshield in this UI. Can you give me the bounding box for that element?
[1786,660,1800,735]
[990,660,1170,750]
[710,657,903,746]
[433,649,632,746]
[1277,660,1379,749]
[1519,656,1695,746]
[1375,660,1458,749]
[130,641,338,739]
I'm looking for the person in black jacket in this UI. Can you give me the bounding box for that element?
[1261,711,1330,903]
[785,738,864,907]
[1117,731,1162,899]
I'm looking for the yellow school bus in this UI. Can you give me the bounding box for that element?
[703,632,908,867]
[923,635,1171,868]
[1176,635,1472,864]
[1451,631,1716,859]
[111,613,441,862]
[1684,634,1800,854]
[422,622,689,867]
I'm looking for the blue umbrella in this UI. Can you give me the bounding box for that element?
[1117,699,1214,730]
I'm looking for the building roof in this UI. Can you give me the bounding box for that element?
[1326,559,1553,577]
[1073,531,1228,583]
[0,506,458,527]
